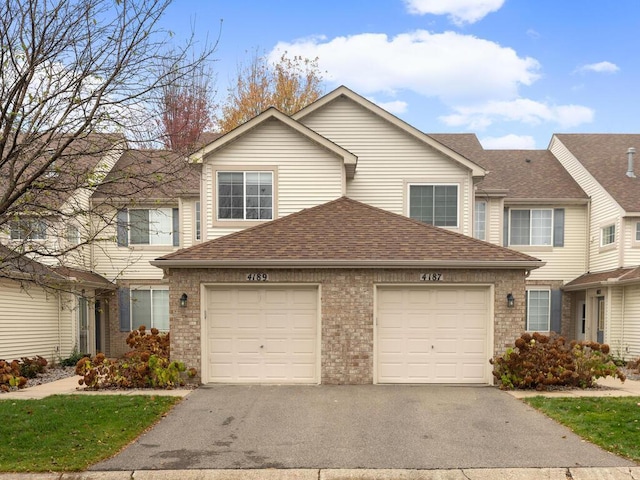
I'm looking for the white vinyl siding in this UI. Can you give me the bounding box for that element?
[0,280,75,362]
[202,119,344,240]
[299,96,474,235]
[550,137,624,272]
[621,285,640,359]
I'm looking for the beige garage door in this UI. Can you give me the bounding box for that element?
[204,286,319,384]
[376,286,491,384]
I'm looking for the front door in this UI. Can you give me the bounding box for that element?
[78,296,90,354]
[576,301,586,341]
[596,296,605,344]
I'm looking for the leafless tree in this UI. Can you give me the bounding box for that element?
[0,0,216,280]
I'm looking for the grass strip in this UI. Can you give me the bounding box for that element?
[525,396,640,462]
[0,394,180,472]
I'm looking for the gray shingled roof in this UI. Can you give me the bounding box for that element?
[154,197,542,268]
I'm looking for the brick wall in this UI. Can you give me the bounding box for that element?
[166,267,527,385]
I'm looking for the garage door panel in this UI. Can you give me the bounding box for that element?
[377,286,490,384]
[206,286,318,384]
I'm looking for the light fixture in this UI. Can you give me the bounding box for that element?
[506,293,515,308]
[180,293,188,308]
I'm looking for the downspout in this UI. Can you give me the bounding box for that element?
[621,287,626,358]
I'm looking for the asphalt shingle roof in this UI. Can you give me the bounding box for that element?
[555,134,640,211]
[155,197,542,267]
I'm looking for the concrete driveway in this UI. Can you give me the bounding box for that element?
[92,385,635,470]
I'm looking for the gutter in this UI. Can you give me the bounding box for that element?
[150,259,545,270]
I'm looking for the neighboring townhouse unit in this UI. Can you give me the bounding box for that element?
[551,134,640,358]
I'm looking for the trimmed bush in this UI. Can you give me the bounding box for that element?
[491,332,625,390]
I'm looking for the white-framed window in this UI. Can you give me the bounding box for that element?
[601,224,615,246]
[66,224,80,246]
[117,208,178,248]
[10,218,47,240]
[408,184,458,227]
[217,171,273,220]
[474,201,486,240]
[635,222,640,242]
[195,201,201,241]
[510,209,552,246]
[130,286,169,331]
[526,289,550,331]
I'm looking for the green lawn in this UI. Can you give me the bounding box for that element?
[525,396,640,462]
[0,394,180,472]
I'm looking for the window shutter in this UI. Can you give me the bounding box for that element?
[172,208,179,247]
[503,207,509,246]
[550,289,562,333]
[553,208,565,247]
[116,209,128,247]
[118,288,131,332]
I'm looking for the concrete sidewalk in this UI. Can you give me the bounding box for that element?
[2,467,640,479]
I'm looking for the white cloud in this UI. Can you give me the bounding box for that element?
[480,134,537,149]
[367,98,408,114]
[576,61,619,74]
[440,99,594,129]
[403,0,505,25]
[270,30,540,103]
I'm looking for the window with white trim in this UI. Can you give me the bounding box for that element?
[635,222,640,242]
[195,201,201,241]
[409,184,458,227]
[474,201,486,240]
[130,287,169,331]
[217,171,273,220]
[510,209,552,246]
[129,208,174,245]
[66,224,80,246]
[526,290,550,331]
[601,224,615,246]
[10,218,47,240]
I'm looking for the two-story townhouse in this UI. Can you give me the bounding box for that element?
[0,134,124,362]
[551,134,640,359]
[151,86,544,385]
[89,148,202,357]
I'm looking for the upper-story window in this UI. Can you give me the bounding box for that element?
[117,208,178,247]
[195,201,201,241]
[635,222,640,242]
[601,224,615,246]
[10,218,47,240]
[510,209,552,246]
[474,201,486,240]
[408,184,458,227]
[217,171,273,220]
[66,224,80,246]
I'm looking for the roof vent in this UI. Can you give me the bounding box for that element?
[627,147,636,178]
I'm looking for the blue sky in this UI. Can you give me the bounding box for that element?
[160,0,640,149]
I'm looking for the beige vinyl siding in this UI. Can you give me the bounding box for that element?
[550,137,623,272]
[203,118,344,240]
[621,285,640,359]
[606,287,624,356]
[0,280,75,361]
[514,205,588,281]
[93,214,176,281]
[480,197,504,246]
[181,198,196,249]
[300,97,474,235]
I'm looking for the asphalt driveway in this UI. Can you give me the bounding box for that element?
[93,385,635,470]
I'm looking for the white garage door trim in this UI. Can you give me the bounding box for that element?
[374,284,494,385]
[201,283,321,384]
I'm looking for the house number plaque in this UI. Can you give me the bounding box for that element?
[246,273,269,281]
[420,273,443,281]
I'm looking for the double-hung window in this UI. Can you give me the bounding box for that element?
[217,171,273,220]
[409,184,458,227]
[130,286,169,331]
[117,208,178,247]
[636,222,640,242]
[510,209,552,246]
[474,201,486,240]
[602,224,615,246]
[10,218,47,240]
[526,290,550,331]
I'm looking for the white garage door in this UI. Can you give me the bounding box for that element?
[204,286,319,384]
[376,286,491,384]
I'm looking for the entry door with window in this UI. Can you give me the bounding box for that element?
[597,297,605,344]
[576,301,586,341]
[78,296,90,354]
